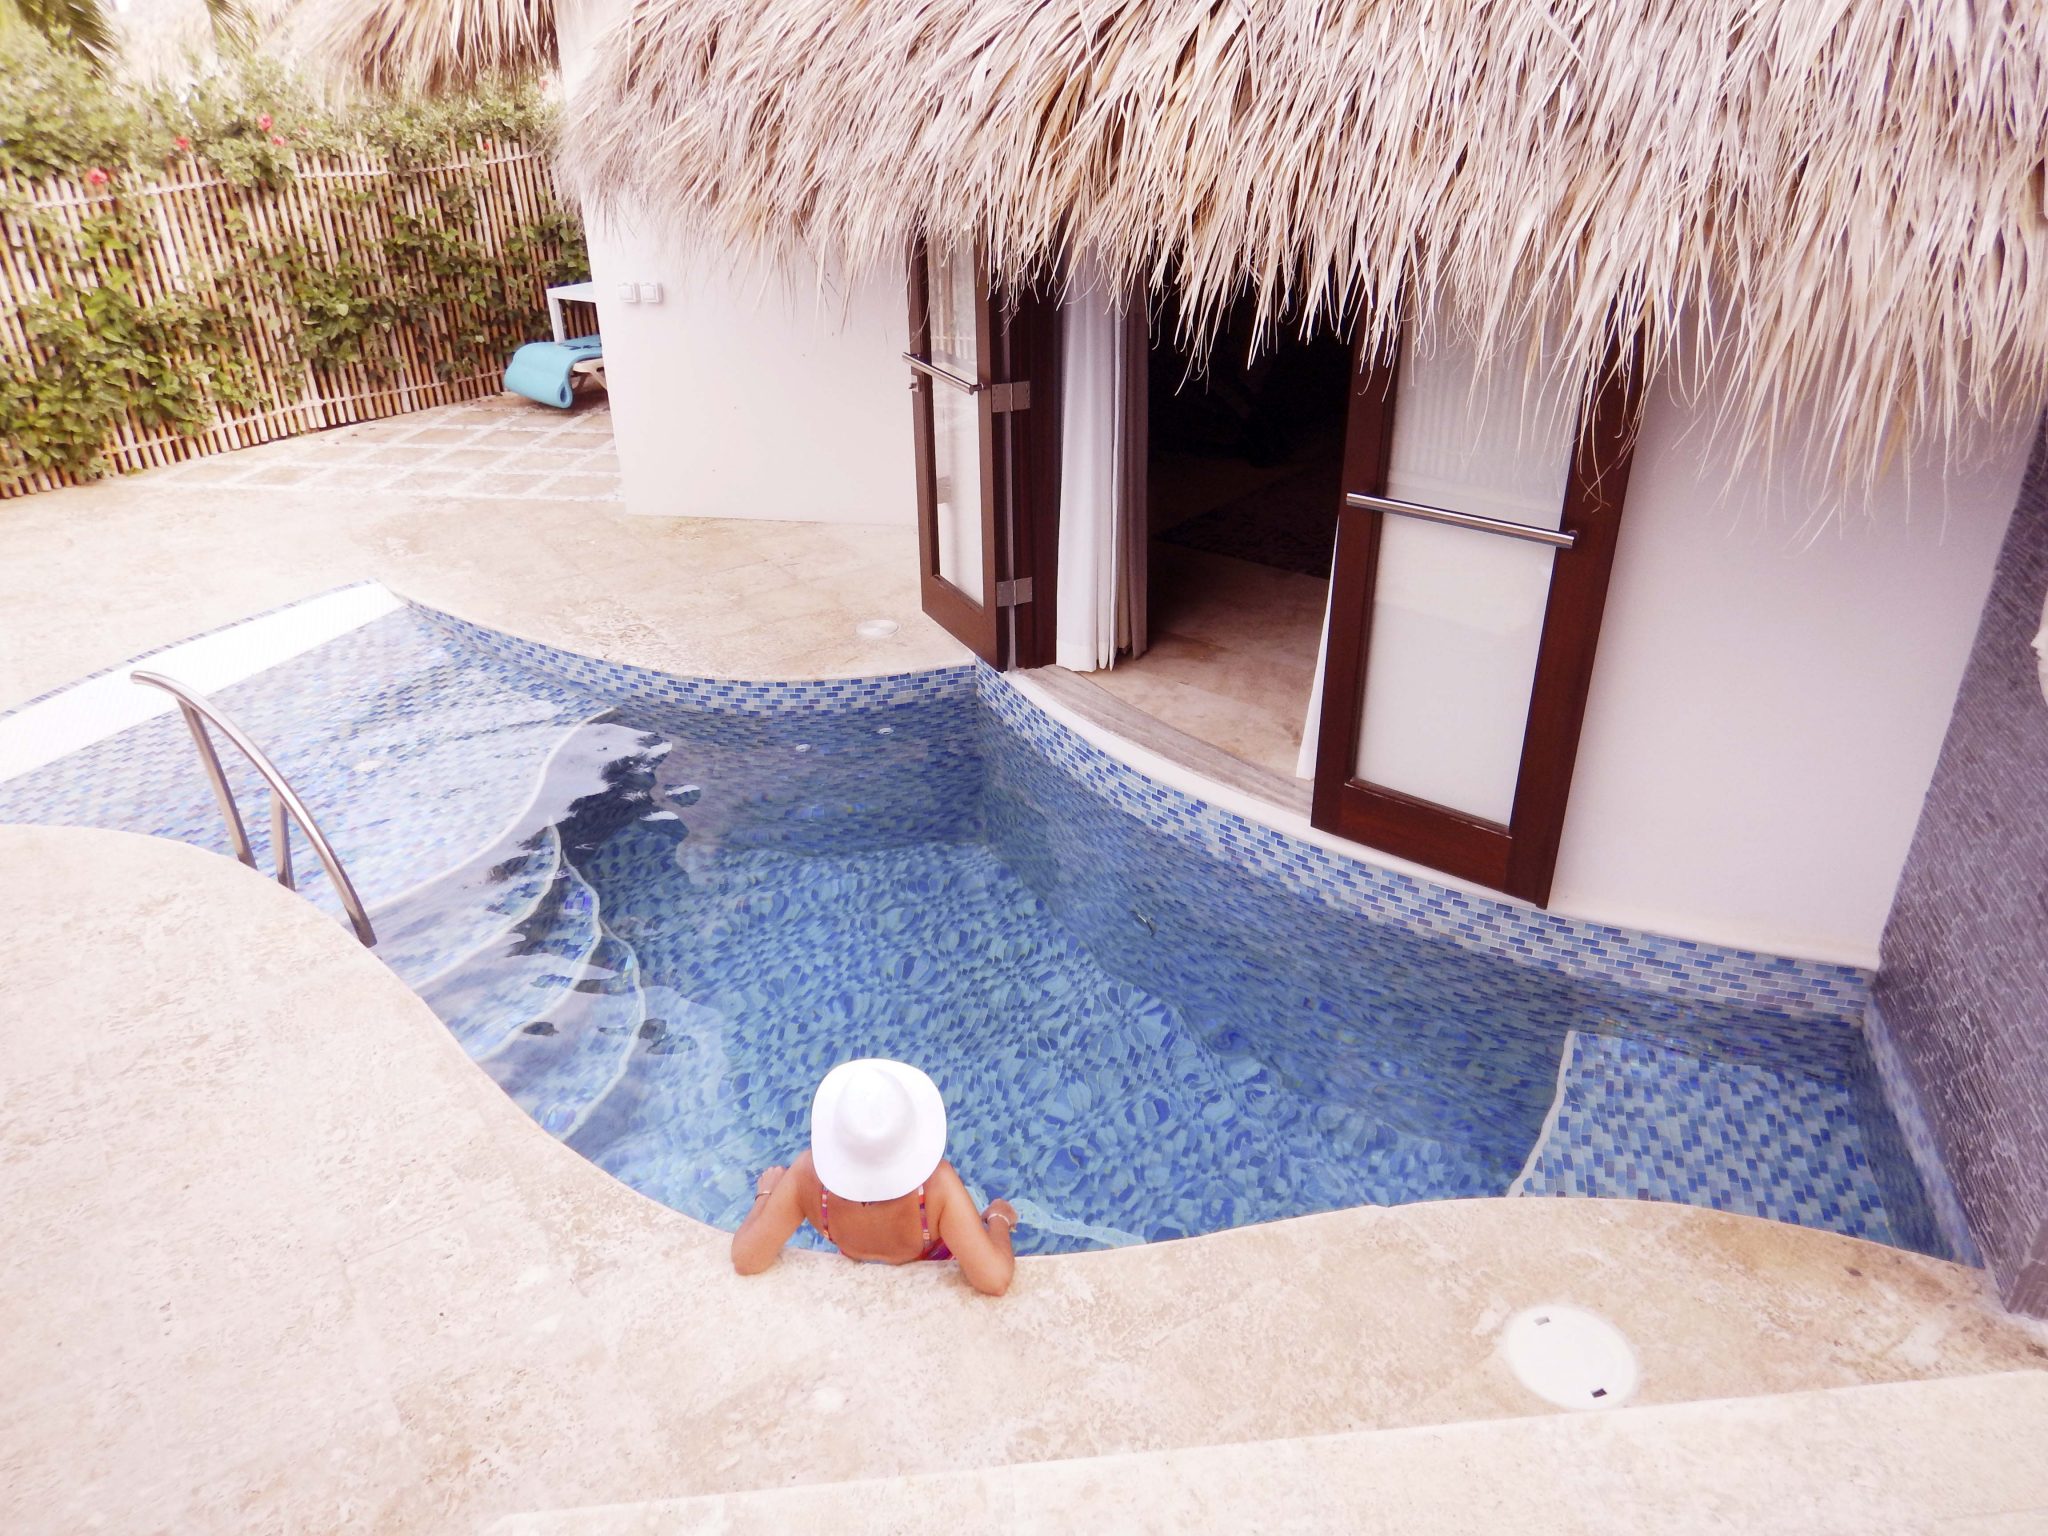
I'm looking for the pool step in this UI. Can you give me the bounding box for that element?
[477,929,647,1140]
[370,827,565,989]
[417,860,604,1057]
[556,986,762,1230]
[1511,1029,1906,1250]
[366,714,665,989]
[481,1371,2048,1534]
[359,714,666,1069]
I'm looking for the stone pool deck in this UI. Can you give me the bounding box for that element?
[5,826,2045,1533]
[4,403,2047,1529]
[0,395,968,715]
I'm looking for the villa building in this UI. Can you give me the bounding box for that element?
[481,0,2048,1314]
[9,0,2048,1524]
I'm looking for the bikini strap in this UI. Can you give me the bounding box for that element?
[818,1184,924,1247]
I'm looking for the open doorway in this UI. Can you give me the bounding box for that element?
[1083,286,1352,781]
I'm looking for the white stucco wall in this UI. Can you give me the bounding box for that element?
[582,226,916,524]
[1550,392,2033,967]
[557,0,915,526]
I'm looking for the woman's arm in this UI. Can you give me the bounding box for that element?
[933,1166,1016,1296]
[731,1161,806,1275]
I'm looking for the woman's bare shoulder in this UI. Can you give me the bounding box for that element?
[928,1160,975,1212]
[788,1149,821,1196]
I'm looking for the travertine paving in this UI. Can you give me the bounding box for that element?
[149,393,623,504]
[1089,543,1328,780]
[1,826,2042,1533]
[492,1373,2048,1535]
[4,404,2047,1531]
[0,394,967,716]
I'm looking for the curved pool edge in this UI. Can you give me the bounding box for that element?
[7,823,2042,1529]
[392,577,977,690]
[392,595,1980,1268]
[402,592,1870,1026]
[402,589,982,715]
[0,586,1942,1260]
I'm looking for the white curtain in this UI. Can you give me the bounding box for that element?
[1296,584,1334,779]
[1056,260,1136,672]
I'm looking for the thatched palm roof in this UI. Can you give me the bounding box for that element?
[279,0,556,91]
[565,0,2048,493]
[297,0,2048,492]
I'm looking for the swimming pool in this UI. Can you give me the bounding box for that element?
[0,590,1951,1259]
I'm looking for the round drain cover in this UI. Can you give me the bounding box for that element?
[856,618,900,639]
[1500,1304,1639,1410]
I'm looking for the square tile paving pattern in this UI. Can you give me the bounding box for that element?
[150,392,622,504]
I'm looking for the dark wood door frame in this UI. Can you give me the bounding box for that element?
[905,247,1066,671]
[907,244,1006,667]
[1311,339,1641,906]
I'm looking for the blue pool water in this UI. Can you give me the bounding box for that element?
[0,597,1950,1259]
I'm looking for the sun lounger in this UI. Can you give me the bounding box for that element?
[503,334,605,409]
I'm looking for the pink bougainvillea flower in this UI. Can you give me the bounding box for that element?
[257,113,273,130]
[175,136,191,151]
[86,168,110,185]
[271,135,286,147]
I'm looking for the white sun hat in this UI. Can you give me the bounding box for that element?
[810,1058,948,1203]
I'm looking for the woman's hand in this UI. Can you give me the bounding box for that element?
[934,1170,1017,1296]
[733,1157,805,1277]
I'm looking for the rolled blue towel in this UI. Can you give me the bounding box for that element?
[503,334,604,409]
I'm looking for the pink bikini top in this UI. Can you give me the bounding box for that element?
[817,1183,948,1260]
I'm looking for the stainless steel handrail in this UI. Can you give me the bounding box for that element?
[901,351,983,394]
[131,670,377,947]
[1345,491,1577,550]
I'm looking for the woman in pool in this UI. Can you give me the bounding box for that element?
[730,1058,1019,1296]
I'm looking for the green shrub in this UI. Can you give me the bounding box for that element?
[0,30,589,490]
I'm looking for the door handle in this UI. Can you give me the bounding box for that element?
[1345,492,1575,550]
[902,352,982,393]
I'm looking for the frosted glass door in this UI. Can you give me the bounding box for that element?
[907,243,1012,667]
[1354,331,1577,824]
[1308,318,1636,906]
[924,247,987,601]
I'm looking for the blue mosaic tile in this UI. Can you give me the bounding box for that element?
[0,607,604,921]
[976,664,1872,1024]
[413,600,1872,1024]
[1514,1030,1904,1247]
[411,598,975,717]
[1856,1001,1978,1264]
[0,597,1953,1265]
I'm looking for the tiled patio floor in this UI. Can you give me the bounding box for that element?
[0,391,966,711]
[151,393,619,504]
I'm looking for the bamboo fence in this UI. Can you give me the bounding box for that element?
[0,140,590,498]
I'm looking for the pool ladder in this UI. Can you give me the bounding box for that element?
[131,671,377,947]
